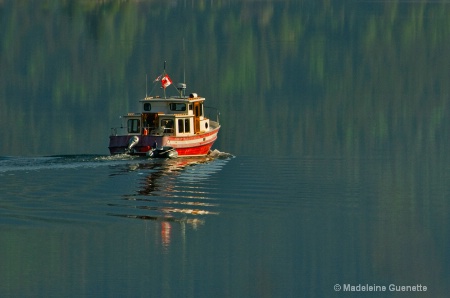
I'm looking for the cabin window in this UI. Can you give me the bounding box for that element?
[185,119,190,133]
[176,118,191,134]
[169,103,186,111]
[178,119,184,133]
[127,119,140,133]
[161,119,174,133]
[143,103,151,111]
[189,104,193,110]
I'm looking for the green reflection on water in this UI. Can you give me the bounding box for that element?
[1,1,449,157]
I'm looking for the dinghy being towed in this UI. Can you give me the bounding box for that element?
[146,146,178,159]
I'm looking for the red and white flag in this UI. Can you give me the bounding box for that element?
[161,75,172,89]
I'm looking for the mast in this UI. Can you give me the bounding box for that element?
[177,39,187,98]
[182,38,186,97]
[163,61,167,99]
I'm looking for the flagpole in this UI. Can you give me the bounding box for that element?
[164,61,167,99]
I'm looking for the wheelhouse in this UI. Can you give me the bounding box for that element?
[116,93,211,138]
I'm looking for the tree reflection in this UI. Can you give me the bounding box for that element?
[1,0,449,157]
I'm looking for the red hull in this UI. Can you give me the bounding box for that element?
[109,127,219,157]
[173,143,213,156]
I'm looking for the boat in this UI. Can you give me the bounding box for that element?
[109,65,220,157]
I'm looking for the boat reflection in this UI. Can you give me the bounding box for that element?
[108,151,231,247]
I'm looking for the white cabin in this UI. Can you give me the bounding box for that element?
[120,93,211,137]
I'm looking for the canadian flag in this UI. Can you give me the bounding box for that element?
[161,75,172,89]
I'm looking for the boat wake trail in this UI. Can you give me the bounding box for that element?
[208,149,234,159]
[0,150,233,174]
[0,154,136,173]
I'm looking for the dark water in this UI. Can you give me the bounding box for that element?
[2,1,450,297]
[1,153,449,297]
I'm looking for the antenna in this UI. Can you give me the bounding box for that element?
[183,38,186,85]
[145,73,148,98]
[175,38,187,98]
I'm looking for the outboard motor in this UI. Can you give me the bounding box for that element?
[126,136,139,153]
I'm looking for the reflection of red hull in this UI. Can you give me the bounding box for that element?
[109,126,220,157]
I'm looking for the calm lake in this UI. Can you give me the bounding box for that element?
[1,1,450,297]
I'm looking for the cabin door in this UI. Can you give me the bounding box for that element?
[193,102,201,133]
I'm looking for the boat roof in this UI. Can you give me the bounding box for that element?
[139,94,205,103]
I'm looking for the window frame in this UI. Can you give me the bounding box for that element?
[160,118,174,134]
[127,118,140,134]
[169,103,186,111]
[143,103,151,111]
[178,119,184,133]
[185,119,190,133]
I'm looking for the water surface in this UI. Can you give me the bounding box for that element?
[1,153,449,297]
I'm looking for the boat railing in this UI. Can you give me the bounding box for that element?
[209,120,220,129]
[204,106,220,124]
